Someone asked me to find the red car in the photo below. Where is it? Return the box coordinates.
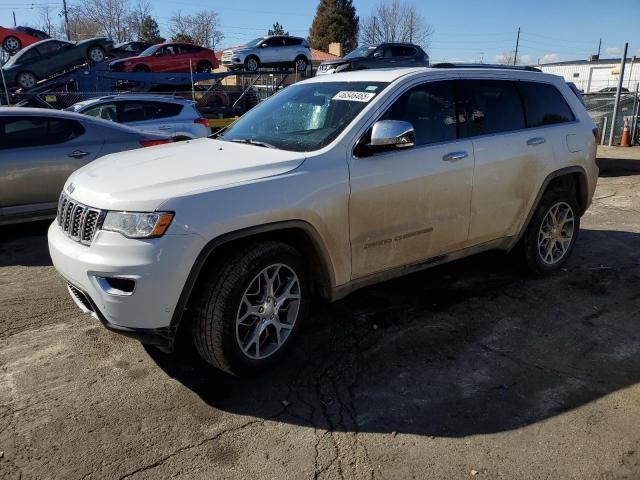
[109,42,218,73]
[1,26,50,54]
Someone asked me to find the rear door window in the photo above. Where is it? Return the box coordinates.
[390,46,416,57]
[83,102,118,122]
[381,80,457,145]
[457,79,526,137]
[119,101,182,122]
[283,37,302,46]
[0,117,85,149]
[518,81,575,127]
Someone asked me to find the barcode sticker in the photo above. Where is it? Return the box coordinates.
[332,91,376,102]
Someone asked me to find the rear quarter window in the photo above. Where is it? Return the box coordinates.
[519,81,575,127]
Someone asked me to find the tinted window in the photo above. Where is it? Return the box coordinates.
[0,117,84,149]
[264,37,284,47]
[36,40,69,56]
[390,46,416,57]
[457,80,525,137]
[161,45,179,55]
[381,80,457,145]
[519,81,575,127]
[119,101,182,122]
[179,45,202,54]
[283,37,302,46]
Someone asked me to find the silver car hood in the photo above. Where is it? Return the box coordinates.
[65,138,306,211]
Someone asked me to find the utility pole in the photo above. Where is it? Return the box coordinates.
[608,42,629,146]
[597,38,602,59]
[62,0,70,40]
[12,11,16,27]
[513,27,520,65]
[372,17,377,44]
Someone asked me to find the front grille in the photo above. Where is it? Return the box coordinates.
[57,193,105,245]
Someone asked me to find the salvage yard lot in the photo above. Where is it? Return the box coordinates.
[1,152,640,479]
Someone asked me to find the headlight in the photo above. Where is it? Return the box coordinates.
[102,211,174,238]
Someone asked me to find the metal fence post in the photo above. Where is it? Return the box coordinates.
[608,43,629,146]
[632,87,640,145]
[601,116,608,145]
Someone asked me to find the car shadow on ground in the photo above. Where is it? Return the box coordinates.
[147,227,640,438]
[0,220,53,267]
[596,157,640,177]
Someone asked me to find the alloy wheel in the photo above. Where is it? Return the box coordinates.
[295,58,307,71]
[246,58,258,71]
[17,72,36,89]
[235,263,301,360]
[4,37,20,52]
[89,47,104,63]
[537,201,575,265]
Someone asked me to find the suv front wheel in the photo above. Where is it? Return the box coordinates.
[191,241,309,376]
[521,189,580,274]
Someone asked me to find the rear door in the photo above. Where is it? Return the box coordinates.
[260,37,284,64]
[459,78,554,245]
[0,116,100,215]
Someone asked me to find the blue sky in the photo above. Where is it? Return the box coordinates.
[2,0,638,64]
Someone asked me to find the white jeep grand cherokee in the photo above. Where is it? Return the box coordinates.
[49,66,598,376]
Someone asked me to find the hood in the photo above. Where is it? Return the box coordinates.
[66,138,306,211]
[319,59,349,67]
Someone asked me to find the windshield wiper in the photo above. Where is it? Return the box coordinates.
[230,138,275,149]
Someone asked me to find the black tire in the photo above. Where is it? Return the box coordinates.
[191,241,310,376]
[294,55,308,72]
[520,189,580,274]
[87,45,105,63]
[244,55,260,72]
[133,64,150,72]
[16,71,37,90]
[2,35,21,54]
[197,60,213,73]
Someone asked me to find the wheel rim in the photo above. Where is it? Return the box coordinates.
[18,73,35,88]
[89,48,104,62]
[247,58,257,71]
[5,37,19,51]
[236,263,301,360]
[538,201,575,265]
[296,59,306,71]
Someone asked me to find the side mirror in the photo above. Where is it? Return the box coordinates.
[373,51,383,58]
[154,51,163,56]
[369,120,416,150]
[261,43,268,48]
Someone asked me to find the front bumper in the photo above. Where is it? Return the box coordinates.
[48,222,206,349]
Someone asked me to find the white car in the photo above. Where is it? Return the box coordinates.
[221,36,311,72]
[67,95,210,140]
[49,66,598,376]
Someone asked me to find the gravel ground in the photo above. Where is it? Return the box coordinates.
[1,156,640,480]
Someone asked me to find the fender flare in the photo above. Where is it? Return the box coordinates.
[508,165,589,250]
[167,220,336,341]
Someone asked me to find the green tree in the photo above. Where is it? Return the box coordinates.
[172,32,195,43]
[139,15,164,43]
[308,0,358,54]
[268,22,289,36]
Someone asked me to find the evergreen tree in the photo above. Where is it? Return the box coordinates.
[268,22,289,36]
[172,32,195,43]
[138,15,164,43]
[308,0,358,54]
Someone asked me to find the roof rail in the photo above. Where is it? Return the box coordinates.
[431,63,542,73]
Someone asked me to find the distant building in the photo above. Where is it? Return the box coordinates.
[538,57,640,93]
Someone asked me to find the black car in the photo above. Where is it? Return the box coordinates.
[316,42,429,75]
[109,41,154,59]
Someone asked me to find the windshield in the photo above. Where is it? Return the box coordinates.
[244,38,264,47]
[218,81,388,152]
[138,44,160,56]
[344,46,376,59]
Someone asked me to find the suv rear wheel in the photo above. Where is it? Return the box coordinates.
[295,56,308,71]
[191,241,309,376]
[521,189,580,274]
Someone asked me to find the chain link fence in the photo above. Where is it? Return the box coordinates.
[583,92,639,145]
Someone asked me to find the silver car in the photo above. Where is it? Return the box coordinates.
[67,95,210,140]
[0,107,170,225]
[221,36,311,72]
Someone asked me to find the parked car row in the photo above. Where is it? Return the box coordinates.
[0,107,173,225]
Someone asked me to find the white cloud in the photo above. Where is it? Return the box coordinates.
[540,53,560,64]
[605,47,621,55]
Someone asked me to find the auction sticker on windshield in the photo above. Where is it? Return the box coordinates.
[333,91,376,102]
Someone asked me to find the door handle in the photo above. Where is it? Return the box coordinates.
[157,126,172,130]
[68,150,90,159]
[527,137,546,146]
[442,151,469,162]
